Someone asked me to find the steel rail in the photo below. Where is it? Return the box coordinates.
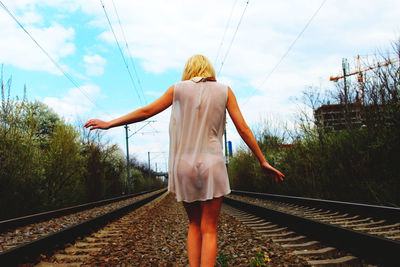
[231,189,400,223]
[224,194,400,266]
[0,189,167,265]
[0,188,164,233]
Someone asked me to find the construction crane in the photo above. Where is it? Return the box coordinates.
[330,56,399,82]
[330,56,400,104]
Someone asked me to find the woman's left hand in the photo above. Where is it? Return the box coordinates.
[260,161,285,182]
[84,119,110,130]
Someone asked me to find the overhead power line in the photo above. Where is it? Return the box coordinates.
[214,0,238,67]
[107,1,162,142]
[217,0,250,76]
[111,0,147,105]
[100,0,145,106]
[244,0,327,106]
[0,0,102,111]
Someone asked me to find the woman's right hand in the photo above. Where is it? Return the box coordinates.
[261,161,285,182]
[84,119,110,130]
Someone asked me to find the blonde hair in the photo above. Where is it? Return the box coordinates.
[181,55,216,81]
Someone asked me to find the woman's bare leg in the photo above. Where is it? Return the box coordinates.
[200,197,223,267]
[183,201,202,267]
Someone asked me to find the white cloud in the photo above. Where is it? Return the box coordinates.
[19,11,43,25]
[4,0,399,87]
[92,0,400,85]
[43,84,101,122]
[0,15,75,74]
[84,54,106,76]
[3,0,99,14]
[4,0,400,81]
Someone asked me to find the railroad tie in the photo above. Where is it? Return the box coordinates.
[324,215,359,223]
[249,224,278,230]
[257,227,287,234]
[292,247,336,256]
[306,210,332,216]
[272,235,306,243]
[281,240,320,249]
[262,231,295,238]
[349,219,385,228]
[74,241,108,248]
[391,235,400,240]
[316,213,349,221]
[311,212,340,219]
[239,219,268,224]
[369,229,400,236]
[53,254,90,262]
[338,217,372,225]
[245,221,273,227]
[307,255,359,266]
[354,222,400,231]
[36,261,83,267]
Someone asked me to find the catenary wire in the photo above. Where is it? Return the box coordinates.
[217,0,250,76]
[243,0,327,106]
[0,0,104,112]
[103,0,163,153]
[214,0,238,67]
[101,0,161,164]
[109,1,165,139]
[100,0,144,106]
[111,0,147,105]
[109,1,161,140]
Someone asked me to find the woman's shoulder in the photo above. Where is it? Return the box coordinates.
[215,81,228,88]
[174,80,193,90]
[174,80,229,91]
[176,80,193,86]
[213,81,229,95]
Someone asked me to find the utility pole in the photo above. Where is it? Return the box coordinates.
[124,120,156,194]
[148,152,151,179]
[224,127,228,169]
[342,58,349,105]
[342,58,350,126]
[124,125,131,194]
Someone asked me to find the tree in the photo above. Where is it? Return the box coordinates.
[42,122,84,208]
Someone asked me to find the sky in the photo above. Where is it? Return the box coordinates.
[1,0,399,172]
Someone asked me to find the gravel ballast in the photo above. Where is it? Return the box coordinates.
[0,189,165,253]
[36,192,306,266]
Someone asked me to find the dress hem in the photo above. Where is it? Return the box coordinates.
[168,189,231,203]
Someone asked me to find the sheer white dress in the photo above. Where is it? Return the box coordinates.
[168,78,231,202]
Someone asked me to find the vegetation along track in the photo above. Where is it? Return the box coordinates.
[223,190,400,266]
[0,188,166,265]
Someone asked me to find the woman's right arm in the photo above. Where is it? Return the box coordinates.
[85,85,174,130]
[226,87,284,182]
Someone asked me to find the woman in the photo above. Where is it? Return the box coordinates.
[85,54,284,267]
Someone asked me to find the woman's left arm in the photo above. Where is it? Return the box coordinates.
[85,85,174,130]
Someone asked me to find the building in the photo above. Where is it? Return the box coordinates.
[314,103,363,130]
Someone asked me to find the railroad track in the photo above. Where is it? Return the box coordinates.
[3,188,398,266]
[223,190,400,266]
[0,188,166,265]
[34,191,172,266]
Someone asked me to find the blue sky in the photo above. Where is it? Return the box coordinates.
[1,0,399,171]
